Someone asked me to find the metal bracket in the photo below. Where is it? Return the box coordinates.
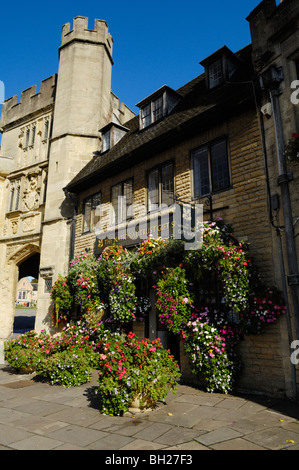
[277,172,293,185]
[288,274,299,286]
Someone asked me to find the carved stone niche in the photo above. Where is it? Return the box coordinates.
[39,266,54,279]
[22,172,41,212]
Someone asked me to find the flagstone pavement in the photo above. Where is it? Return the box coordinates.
[0,364,299,452]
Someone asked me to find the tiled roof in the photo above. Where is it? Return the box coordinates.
[66,44,253,193]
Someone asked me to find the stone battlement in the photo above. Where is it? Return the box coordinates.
[0,75,56,128]
[60,17,113,58]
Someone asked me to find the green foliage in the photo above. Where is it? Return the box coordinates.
[96,331,181,415]
[50,275,74,325]
[6,220,287,400]
[35,349,92,387]
[4,320,104,385]
[183,321,237,393]
[155,266,193,334]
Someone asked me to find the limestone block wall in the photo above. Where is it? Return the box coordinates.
[71,105,297,396]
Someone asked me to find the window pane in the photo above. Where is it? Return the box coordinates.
[44,120,49,139]
[148,169,159,211]
[31,127,36,146]
[141,104,151,128]
[193,147,210,196]
[153,96,163,122]
[26,129,30,147]
[102,130,110,152]
[112,183,122,224]
[45,278,52,293]
[91,193,102,230]
[83,199,92,232]
[123,180,133,217]
[211,140,229,192]
[209,59,223,88]
[161,163,174,206]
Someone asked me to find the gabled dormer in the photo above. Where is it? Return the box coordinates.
[100,115,129,153]
[136,85,181,130]
[200,46,242,90]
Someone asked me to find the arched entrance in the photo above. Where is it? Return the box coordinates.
[14,252,40,336]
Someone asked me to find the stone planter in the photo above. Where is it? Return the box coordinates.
[129,392,156,412]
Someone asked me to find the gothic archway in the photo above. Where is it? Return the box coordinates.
[8,244,40,336]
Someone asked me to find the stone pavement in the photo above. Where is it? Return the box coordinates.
[0,363,299,452]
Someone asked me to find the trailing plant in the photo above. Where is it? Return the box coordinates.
[183,320,236,393]
[239,285,287,334]
[155,266,193,334]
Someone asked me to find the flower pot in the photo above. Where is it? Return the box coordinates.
[129,392,156,412]
[18,366,35,374]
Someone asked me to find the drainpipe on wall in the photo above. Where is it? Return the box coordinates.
[270,87,299,338]
[260,65,299,398]
[63,189,78,264]
[260,66,299,334]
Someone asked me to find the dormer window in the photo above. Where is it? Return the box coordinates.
[200,46,240,90]
[137,85,181,130]
[208,59,224,89]
[100,119,129,153]
[102,129,111,152]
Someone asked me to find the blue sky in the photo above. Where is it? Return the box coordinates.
[0,0,265,116]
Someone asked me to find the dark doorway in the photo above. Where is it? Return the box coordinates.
[14,253,40,336]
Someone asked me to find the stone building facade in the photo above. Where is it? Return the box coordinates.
[64,0,299,397]
[0,17,134,352]
[0,1,298,398]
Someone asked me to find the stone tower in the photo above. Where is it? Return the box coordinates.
[0,17,134,354]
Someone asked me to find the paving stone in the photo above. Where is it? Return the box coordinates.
[0,422,34,446]
[10,434,63,450]
[214,397,248,409]
[195,427,244,446]
[193,418,232,432]
[46,407,101,427]
[92,417,151,437]
[88,433,135,450]
[210,437,267,450]
[13,400,68,417]
[7,414,69,435]
[244,427,299,450]
[47,424,110,447]
[227,417,272,434]
[0,396,36,409]
[282,421,299,434]
[119,438,167,450]
[0,407,29,424]
[54,443,89,450]
[165,440,209,450]
[134,422,174,441]
[154,426,200,446]
[174,394,224,406]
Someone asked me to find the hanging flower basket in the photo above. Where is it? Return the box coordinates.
[285,133,299,163]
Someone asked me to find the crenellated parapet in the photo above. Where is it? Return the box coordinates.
[0,75,57,128]
[60,16,113,61]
